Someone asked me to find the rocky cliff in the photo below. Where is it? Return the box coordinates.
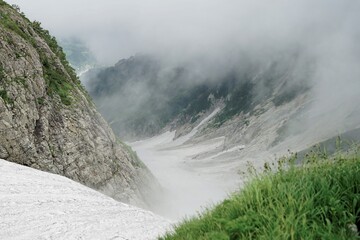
[0,1,156,207]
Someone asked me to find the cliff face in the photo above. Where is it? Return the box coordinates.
[0,2,156,207]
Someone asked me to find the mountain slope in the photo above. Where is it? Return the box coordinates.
[84,53,311,143]
[0,159,170,239]
[0,1,156,207]
[85,53,360,211]
[84,52,360,155]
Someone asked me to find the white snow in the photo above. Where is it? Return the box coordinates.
[210,145,246,160]
[0,159,171,240]
[130,108,242,220]
[173,108,221,145]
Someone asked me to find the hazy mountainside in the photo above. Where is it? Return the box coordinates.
[0,1,157,207]
[84,53,311,142]
[85,52,360,160]
[86,50,360,221]
[59,38,97,75]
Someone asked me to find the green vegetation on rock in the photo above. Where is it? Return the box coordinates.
[213,81,254,127]
[31,21,78,83]
[0,66,5,80]
[31,21,78,105]
[0,89,13,104]
[0,3,90,106]
[59,38,97,73]
[36,97,45,105]
[161,145,360,240]
[0,12,29,42]
[117,139,144,168]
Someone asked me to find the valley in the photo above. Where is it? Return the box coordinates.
[1,0,360,238]
[130,128,240,220]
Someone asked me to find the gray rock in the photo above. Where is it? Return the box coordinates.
[0,3,158,208]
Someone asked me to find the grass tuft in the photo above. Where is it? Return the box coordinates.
[0,89,13,104]
[161,145,360,239]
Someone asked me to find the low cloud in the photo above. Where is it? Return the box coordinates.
[8,0,360,136]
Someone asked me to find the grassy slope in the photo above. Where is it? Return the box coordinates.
[161,146,360,240]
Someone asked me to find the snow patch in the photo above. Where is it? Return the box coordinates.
[171,107,221,147]
[0,159,171,240]
[211,145,246,159]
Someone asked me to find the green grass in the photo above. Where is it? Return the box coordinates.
[117,139,145,168]
[0,3,87,106]
[31,22,77,106]
[0,89,13,104]
[36,97,45,105]
[0,13,31,42]
[14,76,27,87]
[42,59,73,106]
[31,21,78,83]
[0,66,5,80]
[161,146,360,239]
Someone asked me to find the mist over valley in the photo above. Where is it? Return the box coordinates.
[2,0,360,238]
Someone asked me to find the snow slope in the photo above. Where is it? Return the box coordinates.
[0,159,171,240]
[130,109,242,220]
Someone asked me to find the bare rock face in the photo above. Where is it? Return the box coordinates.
[0,2,157,208]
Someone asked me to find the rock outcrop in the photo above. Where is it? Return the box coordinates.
[0,1,157,208]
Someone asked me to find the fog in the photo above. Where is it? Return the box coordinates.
[7,0,360,218]
[9,0,360,115]
[7,1,360,63]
